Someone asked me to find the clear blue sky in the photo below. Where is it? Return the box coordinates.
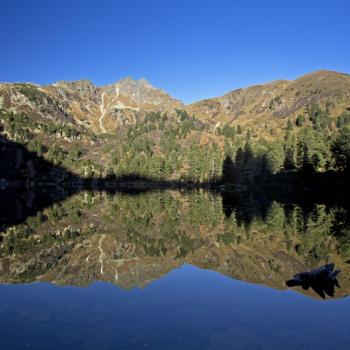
[1,0,349,103]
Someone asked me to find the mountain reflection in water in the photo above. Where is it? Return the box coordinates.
[1,189,350,350]
[1,189,350,299]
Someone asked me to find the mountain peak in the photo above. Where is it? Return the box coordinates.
[299,69,350,80]
[114,77,155,90]
[101,76,180,105]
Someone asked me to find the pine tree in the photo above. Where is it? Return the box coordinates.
[221,155,235,183]
[332,126,350,171]
[296,114,305,127]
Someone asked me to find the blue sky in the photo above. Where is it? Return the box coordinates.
[1,0,349,103]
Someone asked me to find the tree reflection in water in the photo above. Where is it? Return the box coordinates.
[0,189,350,299]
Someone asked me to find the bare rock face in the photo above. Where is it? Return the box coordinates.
[0,83,76,126]
[39,80,100,130]
[54,80,97,97]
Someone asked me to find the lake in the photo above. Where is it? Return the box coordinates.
[0,189,349,349]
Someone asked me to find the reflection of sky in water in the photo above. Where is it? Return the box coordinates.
[0,264,349,350]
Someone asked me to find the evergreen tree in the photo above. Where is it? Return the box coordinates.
[296,114,305,127]
[332,126,350,171]
[221,155,235,183]
[266,141,284,173]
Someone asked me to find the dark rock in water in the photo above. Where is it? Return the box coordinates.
[286,263,341,299]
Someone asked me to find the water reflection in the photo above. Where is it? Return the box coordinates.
[1,189,350,299]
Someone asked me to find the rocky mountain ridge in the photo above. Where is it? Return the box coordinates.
[0,77,184,134]
[187,70,350,128]
[1,70,350,134]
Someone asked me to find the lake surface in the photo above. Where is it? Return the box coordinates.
[0,189,349,349]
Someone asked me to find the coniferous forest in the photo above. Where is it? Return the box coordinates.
[1,104,349,190]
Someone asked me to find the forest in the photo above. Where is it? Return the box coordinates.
[1,105,350,187]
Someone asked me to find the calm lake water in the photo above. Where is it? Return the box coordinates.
[0,189,349,349]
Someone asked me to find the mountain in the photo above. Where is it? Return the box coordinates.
[1,70,350,135]
[0,77,183,134]
[187,70,350,130]
[1,70,350,184]
[97,77,183,132]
